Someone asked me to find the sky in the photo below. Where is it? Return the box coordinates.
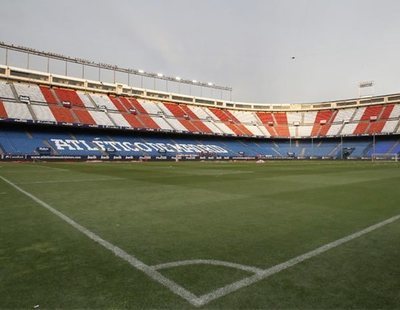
[1,0,400,104]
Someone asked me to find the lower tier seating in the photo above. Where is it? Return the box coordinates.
[0,126,399,159]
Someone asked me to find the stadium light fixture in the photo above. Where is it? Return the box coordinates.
[0,42,232,92]
[175,76,181,81]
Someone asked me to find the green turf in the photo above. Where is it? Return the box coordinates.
[0,161,399,309]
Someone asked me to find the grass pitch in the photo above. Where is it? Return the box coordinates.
[0,161,400,309]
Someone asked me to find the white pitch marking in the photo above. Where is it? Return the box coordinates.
[0,176,203,307]
[0,192,6,195]
[195,213,400,306]
[152,259,264,274]
[17,178,125,185]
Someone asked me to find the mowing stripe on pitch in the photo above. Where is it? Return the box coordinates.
[17,178,125,185]
[0,176,202,307]
[26,164,70,171]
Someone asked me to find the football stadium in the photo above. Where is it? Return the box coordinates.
[1,1,400,309]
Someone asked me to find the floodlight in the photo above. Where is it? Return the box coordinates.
[138,69,144,74]
[175,76,181,81]
[157,73,163,77]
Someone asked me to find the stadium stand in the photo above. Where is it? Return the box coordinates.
[2,125,398,159]
[1,65,400,161]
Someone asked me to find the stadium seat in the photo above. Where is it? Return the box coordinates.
[54,88,85,107]
[311,110,335,137]
[0,81,15,100]
[2,101,33,120]
[14,83,46,103]
[73,108,96,125]
[31,105,57,122]
[39,86,58,104]
[108,112,131,128]
[90,93,119,111]
[274,113,290,137]
[49,105,75,123]
[109,96,129,112]
[88,110,115,126]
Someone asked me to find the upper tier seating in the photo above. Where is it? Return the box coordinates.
[40,86,58,104]
[326,124,342,136]
[0,81,399,139]
[0,81,15,100]
[88,110,114,126]
[108,112,131,128]
[14,83,46,102]
[31,105,57,122]
[382,120,398,133]
[48,105,75,123]
[139,99,163,114]
[90,93,118,111]
[165,117,189,132]
[2,101,33,120]
[152,116,174,131]
[77,92,96,108]
[332,108,356,123]
[54,88,85,107]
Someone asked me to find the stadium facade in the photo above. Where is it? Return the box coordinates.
[0,64,399,161]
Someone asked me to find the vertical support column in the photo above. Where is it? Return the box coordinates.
[340,135,343,160]
[373,134,376,155]
[311,137,314,158]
